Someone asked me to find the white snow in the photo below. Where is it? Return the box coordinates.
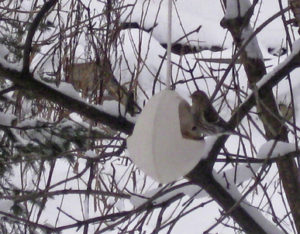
[84,150,97,158]
[56,82,82,101]
[115,199,126,211]
[0,56,22,73]
[201,135,220,158]
[181,184,208,199]
[213,170,285,234]
[0,112,16,126]
[29,76,137,123]
[130,194,148,208]
[220,140,297,186]
[130,187,173,207]
[130,183,208,209]
[0,200,14,217]
[221,163,260,186]
[121,0,231,50]
[257,39,300,88]
[257,140,297,159]
[99,100,137,122]
[0,44,9,59]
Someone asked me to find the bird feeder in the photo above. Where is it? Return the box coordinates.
[127,90,205,184]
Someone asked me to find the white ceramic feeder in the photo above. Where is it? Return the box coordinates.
[127,90,205,184]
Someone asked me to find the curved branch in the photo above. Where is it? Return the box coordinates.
[22,0,58,73]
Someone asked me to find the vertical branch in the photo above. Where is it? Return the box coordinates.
[83,161,95,234]
[289,0,300,34]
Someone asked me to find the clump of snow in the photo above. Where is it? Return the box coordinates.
[0,200,14,217]
[213,170,285,234]
[179,184,208,199]
[257,140,296,159]
[225,0,251,19]
[112,29,168,106]
[130,194,148,208]
[85,150,97,158]
[129,184,208,207]
[69,113,83,122]
[221,163,261,185]
[220,140,297,185]
[57,82,81,100]
[130,187,164,208]
[0,44,9,59]
[34,76,136,122]
[130,187,180,207]
[130,183,208,209]
[257,39,300,89]
[121,0,230,49]
[201,135,219,158]
[0,35,22,70]
[114,199,126,211]
[99,100,137,122]
[0,112,16,126]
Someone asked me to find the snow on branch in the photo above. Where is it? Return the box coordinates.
[213,171,285,234]
[0,117,113,164]
[0,61,135,135]
[228,39,300,129]
[219,140,299,186]
[130,183,207,208]
[257,39,300,88]
[257,140,297,159]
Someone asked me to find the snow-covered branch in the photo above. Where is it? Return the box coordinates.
[0,62,135,134]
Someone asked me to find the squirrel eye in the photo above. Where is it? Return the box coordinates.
[192,126,197,131]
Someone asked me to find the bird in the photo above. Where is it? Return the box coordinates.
[190,90,231,136]
[178,99,205,140]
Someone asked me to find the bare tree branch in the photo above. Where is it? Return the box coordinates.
[22,0,58,73]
